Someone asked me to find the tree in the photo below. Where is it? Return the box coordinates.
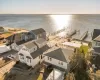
[68,49,91,80]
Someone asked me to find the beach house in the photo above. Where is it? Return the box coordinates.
[43,47,74,71]
[92,29,100,47]
[0,26,5,33]
[30,28,46,40]
[18,38,49,67]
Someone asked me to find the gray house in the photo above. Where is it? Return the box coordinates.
[0,27,4,33]
[30,28,46,40]
[43,48,74,71]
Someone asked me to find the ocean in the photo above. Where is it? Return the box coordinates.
[0,14,100,34]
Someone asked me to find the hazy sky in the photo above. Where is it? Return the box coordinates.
[0,0,99,14]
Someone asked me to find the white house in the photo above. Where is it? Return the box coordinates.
[18,38,50,68]
[92,29,100,47]
[11,41,24,51]
[92,35,100,47]
[43,47,74,71]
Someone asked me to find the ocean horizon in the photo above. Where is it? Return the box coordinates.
[0,14,100,34]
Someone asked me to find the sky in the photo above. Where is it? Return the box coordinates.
[0,0,99,14]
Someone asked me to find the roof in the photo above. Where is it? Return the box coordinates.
[16,39,32,45]
[24,41,36,49]
[45,48,74,63]
[16,40,26,45]
[31,28,45,35]
[93,47,100,54]
[0,49,18,58]
[92,29,100,40]
[35,38,46,44]
[62,42,81,48]
[35,38,46,48]
[94,35,100,41]
[30,45,50,59]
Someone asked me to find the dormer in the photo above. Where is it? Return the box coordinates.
[35,38,47,48]
[24,40,37,53]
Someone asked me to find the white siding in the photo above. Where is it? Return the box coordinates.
[18,46,32,66]
[31,56,40,67]
[11,43,17,50]
[11,43,23,51]
[44,56,67,70]
[18,46,42,68]
[92,41,100,47]
[29,45,37,53]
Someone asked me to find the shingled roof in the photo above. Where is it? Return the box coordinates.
[92,29,100,40]
[94,35,100,41]
[24,40,36,49]
[30,45,50,59]
[0,49,18,58]
[93,47,100,55]
[31,28,45,35]
[44,48,74,63]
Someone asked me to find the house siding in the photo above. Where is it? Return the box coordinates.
[11,43,23,51]
[92,40,100,47]
[18,46,42,68]
[11,43,18,50]
[18,47,32,66]
[44,56,67,70]
[31,56,40,67]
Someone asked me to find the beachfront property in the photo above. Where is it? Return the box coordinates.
[18,38,49,67]
[11,40,26,51]
[30,28,46,40]
[92,29,100,47]
[11,28,46,51]
[93,35,100,47]
[0,26,5,33]
[0,28,46,55]
[43,47,74,71]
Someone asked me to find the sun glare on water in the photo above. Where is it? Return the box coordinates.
[50,15,72,37]
[50,15,72,30]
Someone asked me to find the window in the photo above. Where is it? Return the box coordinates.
[96,42,100,46]
[61,62,63,65]
[22,48,28,51]
[48,57,52,61]
[26,56,31,63]
[39,55,43,59]
[19,53,24,60]
[59,61,63,65]
[41,55,42,59]
[50,57,52,61]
